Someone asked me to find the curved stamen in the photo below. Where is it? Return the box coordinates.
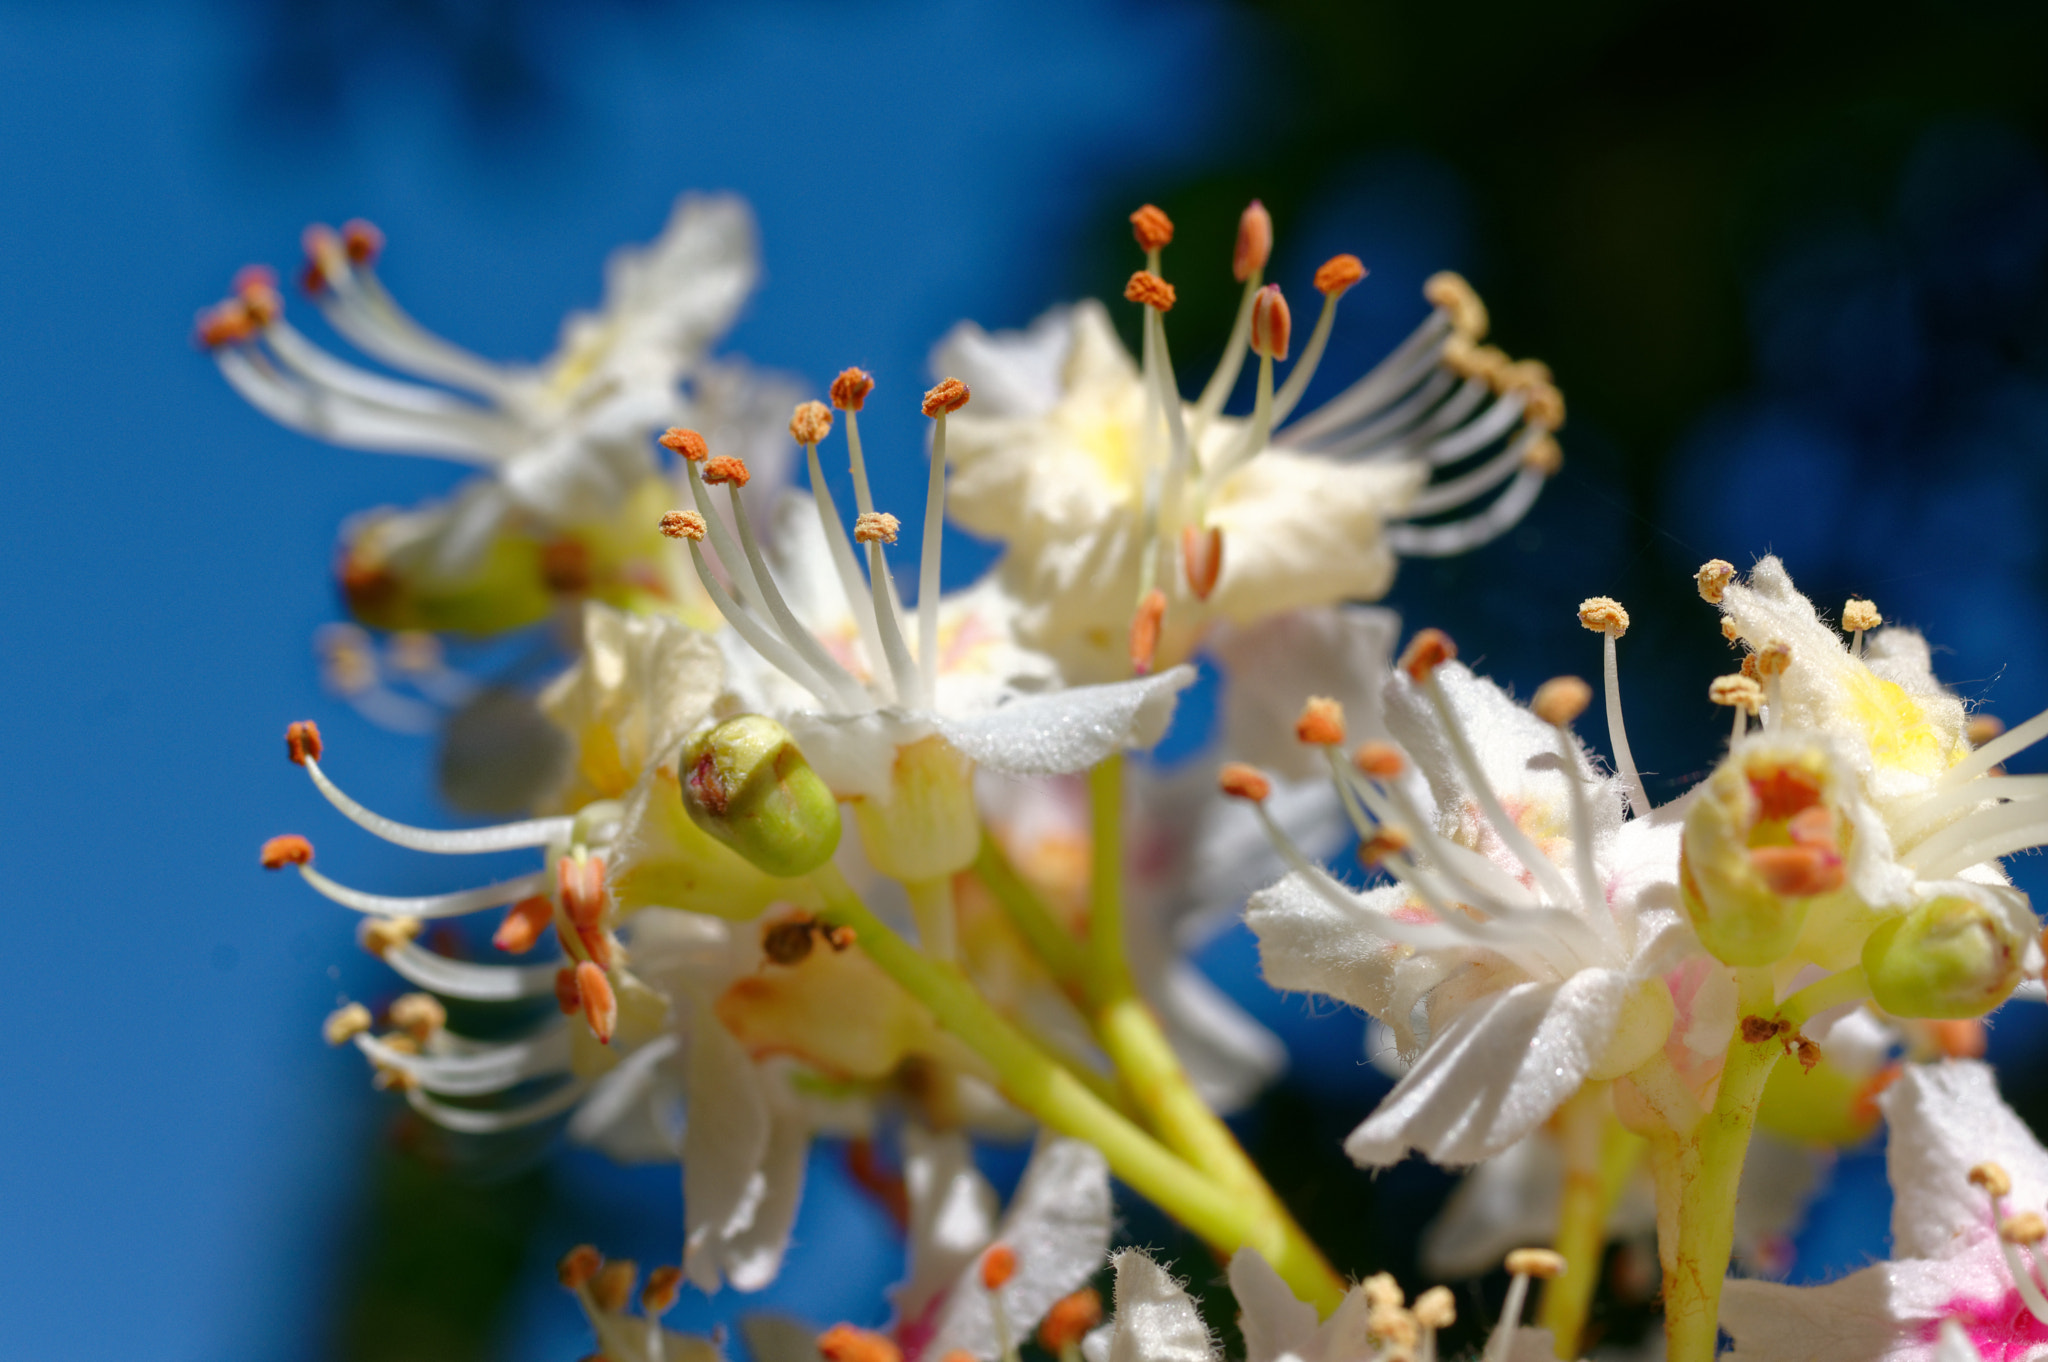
[682,457,765,607]
[298,865,550,919]
[1309,369,1462,461]
[1206,350,1276,488]
[1193,271,1262,426]
[1903,800,2048,879]
[803,442,888,682]
[920,416,955,701]
[1387,466,1545,557]
[682,536,845,706]
[1407,389,1526,467]
[403,1078,590,1133]
[1404,427,1544,517]
[861,530,924,707]
[259,318,498,420]
[1335,751,1538,912]
[382,940,564,1000]
[1277,311,1451,447]
[356,1026,573,1095]
[1600,629,1651,818]
[1894,775,2048,849]
[722,483,870,710]
[304,757,572,853]
[215,348,505,461]
[1940,705,2048,790]
[312,255,518,403]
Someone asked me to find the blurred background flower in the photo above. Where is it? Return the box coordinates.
[9,0,2048,1357]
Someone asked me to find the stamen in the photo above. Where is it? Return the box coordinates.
[1970,715,2007,747]
[1039,1288,1102,1354]
[919,380,970,700]
[831,367,874,411]
[1697,558,1736,604]
[1722,617,1739,643]
[1398,628,1456,681]
[297,746,572,853]
[593,1258,637,1312]
[1843,596,1882,657]
[1296,696,1347,747]
[1194,201,1271,424]
[801,436,890,686]
[560,853,611,968]
[856,511,925,707]
[1711,673,1764,742]
[1251,284,1291,360]
[286,719,323,764]
[1941,705,2048,790]
[659,427,709,463]
[1578,598,1650,817]
[1355,742,1405,779]
[1484,1250,1564,1362]
[716,472,870,708]
[576,961,617,1044]
[1180,523,1223,601]
[1901,796,2048,879]
[1414,1285,1455,1362]
[1128,588,1167,676]
[1129,203,1174,254]
[1124,271,1176,312]
[855,512,899,543]
[981,1243,1017,1289]
[1235,200,1272,281]
[1218,762,1273,803]
[404,1079,589,1134]
[790,400,834,447]
[1269,257,1364,424]
[1971,1162,2013,1197]
[387,992,447,1042]
[361,916,423,958]
[1384,460,1549,556]
[704,456,751,487]
[261,834,314,869]
[660,509,705,540]
[642,1265,682,1316]
[1892,774,2048,849]
[324,1002,372,1045]
[299,865,551,919]
[680,519,847,706]
[559,1245,603,1290]
[1424,271,1489,340]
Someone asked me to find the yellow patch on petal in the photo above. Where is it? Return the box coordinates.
[1841,668,1968,780]
[716,943,939,1080]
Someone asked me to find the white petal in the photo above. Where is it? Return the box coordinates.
[1721,1252,1992,1362]
[1421,1135,1563,1280]
[682,1006,772,1293]
[1246,871,1438,1021]
[937,666,1195,776]
[1104,1250,1218,1362]
[1344,971,1630,1168]
[1209,605,1400,782]
[896,1126,1000,1322]
[1884,1060,2048,1260]
[1227,1249,1318,1362]
[1204,453,1425,625]
[567,1033,681,1155]
[929,304,1080,419]
[718,1109,811,1293]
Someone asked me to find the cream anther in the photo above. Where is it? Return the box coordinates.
[1314,254,1367,297]
[702,455,751,487]
[1843,598,1882,633]
[658,427,709,462]
[1234,200,1272,281]
[1440,335,1508,385]
[1296,696,1346,746]
[1710,674,1764,715]
[1364,1273,1404,1311]
[2003,1212,2048,1245]
[1413,1286,1456,1330]
[659,509,706,542]
[854,511,899,545]
[1129,203,1174,251]
[286,719,324,765]
[789,400,833,446]
[1219,762,1272,803]
[1532,676,1593,726]
[1251,283,1291,359]
[1399,628,1457,681]
[261,834,313,869]
[1972,1161,2015,1197]
[387,992,446,1041]
[1360,828,1412,867]
[1578,597,1629,637]
[1424,270,1489,339]
[323,1002,371,1046]
[1522,433,1564,476]
[360,916,423,959]
[1354,741,1406,779]
[1123,271,1176,313]
[1505,1247,1567,1279]
[1756,640,1792,678]
[1697,559,1736,603]
[830,367,874,411]
[922,377,971,416]
[1722,617,1739,642]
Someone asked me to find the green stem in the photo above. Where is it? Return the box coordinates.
[809,862,1345,1312]
[1539,1083,1645,1357]
[1779,965,1869,1031]
[1664,968,1788,1362]
[1085,755,1132,999]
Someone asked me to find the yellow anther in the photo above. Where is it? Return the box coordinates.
[1532,676,1593,726]
[1709,674,1765,715]
[387,992,446,1042]
[2001,1212,2047,1245]
[1578,596,1629,637]
[1505,1247,1567,1279]
[1843,598,1882,633]
[1697,559,1736,604]
[1756,640,1792,678]
[361,916,423,958]
[1971,1162,2014,1198]
[1424,270,1489,340]
[323,1002,371,1046]
[1522,432,1563,476]
[1412,1286,1456,1330]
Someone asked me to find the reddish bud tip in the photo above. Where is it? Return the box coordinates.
[554,966,582,1016]
[1123,270,1177,313]
[1180,523,1223,601]
[1128,588,1167,675]
[703,455,751,487]
[1314,253,1367,297]
[286,719,324,765]
[658,427,710,462]
[576,961,617,1044]
[922,377,970,417]
[493,896,555,955]
[1130,203,1175,251]
[1251,283,1291,359]
[261,833,313,869]
[1219,762,1272,803]
[1234,200,1273,282]
[830,367,875,411]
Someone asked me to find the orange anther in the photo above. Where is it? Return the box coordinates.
[854,511,900,545]
[1251,283,1291,359]
[659,427,710,462]
[1852,1063,1903,1126]
[1296,697,1346,747]
[1359,828,1413,867]
[1180,523,1223,601]
[494,896,555,954]
[641,1265,683,1316]
[559,854,610,968]
[922,377,971,417]
[1219,762,1272,803]
[1234,200,1272,281]
[341,219,385,267]
[234,265,283,325]
[592,1258,636,1312]
[1314,254,1367,297]
[818,1324,903,1362]
[1398,628,1457,682]
[261,834,313,869]
[1128,588,1167,675]
[790,400,834,446]
[703,455,751,487]
[1123,270,1177,313]
[659,509,707,542]
[980,1243,1017,1290]
[831,367,875,411]
[1531,676,1593,727]
[558,1244,603,1290]
[1969,714,2008,747]
[1039,1288,1104,1351]
[1353,741,1406,779]
[1130,204,1174,251]
[286,719,324,765]
[576,961,617,1044]
[554,966,582,1016]
[193,300,256,350]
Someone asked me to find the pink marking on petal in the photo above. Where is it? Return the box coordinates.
[1917,1289,2048,1359]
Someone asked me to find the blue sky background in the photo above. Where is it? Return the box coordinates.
[9,1,2048,1357]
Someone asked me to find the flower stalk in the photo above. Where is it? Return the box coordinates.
[1538,1082,1645,1358]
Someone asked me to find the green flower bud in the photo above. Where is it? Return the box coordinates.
[1862,889,2026,1020]
[680,716,841,878]
[1681,743,1851,967]
[852,734,981,883]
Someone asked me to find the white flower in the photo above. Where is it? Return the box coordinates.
[934,210,1562,682]
[1721,1060,2048,1362]
[1244,648,1699,1169]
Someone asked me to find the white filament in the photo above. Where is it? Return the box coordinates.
[404,1078,590,1134]
[383,941,563,1001]
[305,758,571,853]
[1941,705,2048,790]
[722,484,869,709]
[1603,630,1651,817]
[299,865,550,919]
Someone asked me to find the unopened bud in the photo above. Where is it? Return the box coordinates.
[1234,201,1273,281]
[1863,889,2026,1020]
[1697,559,1736,604]
[831,368,875,411]
[1681,745,1847,967]
[1398,628,1456,682]
[1040,1288,1103,1350]
[1969,715,2007,747]
[1522,432,1564,476]
[1130,203,1174,251]
[1251,284,1291,359]
[341,219,384,266]
[1359,829,1412,867]
[1532,676,1593,726]
[790,401,834,446]
[1756,640,1792,678]
[681,715,842,878]
[1363,1273,1404,1311]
